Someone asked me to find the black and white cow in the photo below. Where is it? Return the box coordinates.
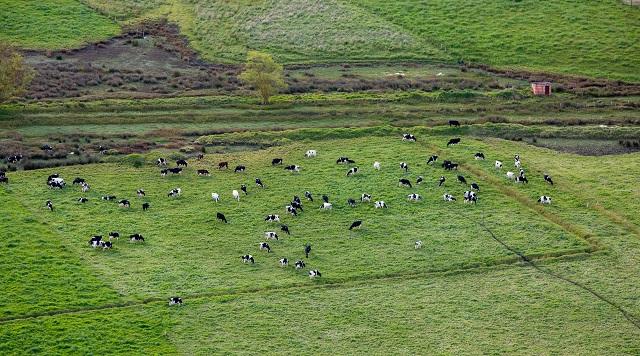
[272,158,283,165]
[255,178,264,188]
[218,161,229,170]
[416,176,424,185]
[279,258,288,267]
[304,191,313,201]
[415,240,423,249]
[322,195,329,203]
[399,178,412,188]
[495,160,503,169]
[160,169,169,177]
[240,185,248,195]
[137,189,145,197]
[447,138,461,146]
[471,182,480,191]
[265,214,280,222]
[463,191,478,204]
[281,224,290,235]
[295,260,306,269]
[304,150,317,158]
[402,133,417,142]
[349,220,362,230]
[309,270,322,278]
[407,193,422,201]
[291,200,303,212]
[320,202,332,210]
[259,242,271,253]
[169,297,183,306]
[457,175,467,184]
[347,198,357,207]
[217,212,228,223]
[537,195,552,205]
[474,152,485,160]
[81,182,90,192]
[109,232,120,240]
[284,165,301,172]
[346,167,359,176]
[46,200,54,211]
[142,202,150,211]
[129,233,144,242]
[400,162,409,172]
[336,156,355,164]
[89,235,102,248]
[78,197,88,203]
[197,169,210,176]
[427,155,438,165]
[119,199,131,208]
[234,165,246,173]
[156,158,167,166]
[361,193,372,202]
[374,201,387,209]
[72,177,85,185]
[286,205,298,216]
[176,159,188,167]
[443,193,456,202]
[515,176,529,184]
[169,167,183,174]
[438,176,446,187]
[99,241,113,250]
[242,255,255,264]
[102,195,117,201]
[168,188,181,197]
[544,174,554,185]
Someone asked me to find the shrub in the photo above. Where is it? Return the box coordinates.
[122,154,145,168]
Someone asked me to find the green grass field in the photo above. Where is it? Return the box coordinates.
[2,130,640,353]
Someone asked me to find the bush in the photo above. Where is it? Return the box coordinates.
[122,154,145,168]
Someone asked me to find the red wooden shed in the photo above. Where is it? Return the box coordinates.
[531,82,552,96]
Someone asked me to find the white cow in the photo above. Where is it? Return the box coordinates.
[304,150,317,158]
[211,193,220,202]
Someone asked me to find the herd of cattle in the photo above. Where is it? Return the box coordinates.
[2,133,556,306]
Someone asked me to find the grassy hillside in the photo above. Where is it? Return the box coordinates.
[351,0,640,82]
[0,0,119,49]
[1,131,640,353]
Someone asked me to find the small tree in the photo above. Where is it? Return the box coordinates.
[0,42,33,103]
[239,51,286,105]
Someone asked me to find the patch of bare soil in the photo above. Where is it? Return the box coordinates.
[522,137,640,156]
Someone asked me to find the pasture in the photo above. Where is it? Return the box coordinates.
[2,131,640,353]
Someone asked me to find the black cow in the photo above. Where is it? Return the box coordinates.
[109,232,120,240]
[347,198,357,207]
[322,195,329,203]
[176,159,188,167]
[216,212,228,223]
[457,175,467,184]
[197,153,204,160]
[272,158,283,165]
[438,176,446,187]
[449,120,461,127]
[197,169,210,176]
[427,155,438,165]
[0,176,7,184]
[218,161,229,170]
[304,244,311,258]
[447,138,461,146]
[399,178,412,188]
[349,220,362,230]
[234,165,246,173]
[169,167,183,174]
[281,225,290,235]
[471,182,480,191]
[142,202,150,211]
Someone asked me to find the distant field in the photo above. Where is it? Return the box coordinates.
[0,0,119,49]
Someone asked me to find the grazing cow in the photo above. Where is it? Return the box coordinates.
[264,231,278,240]
[241,184,248,195]
[293,195,302,204]
[443,193,456,202]
[0,176,7,184]
[156,158,167,166]
[295,260,306,269]
[515,160,521,169]
[438,176,446,187]
[255,178,264,188]
[442,160,458,170]
[234,165,246,173]
[291,201,303,212]
[142,203,150,211]
[544,174,554,185]
[284,165,301,172]
[415,240,423,249]
[346,167,359,176]
[108,232,120,240]
[118,200,130,208]
[305,150,317,158]
[474,152,485,160]
[46,173,59,182]
[102,195,117,201]
[402,133,417,142]
[168,188,182,197]
[320,202,333,210]
[72,177,85,185]
[176,159,188,167]
[322,195,329,203]
[48,180,65,189]
[349,220,362,230]
[279,258,288,267]
[272,158,283,165]
[78,197,88,203]
[281,225,290,235]
[197,153,204,160]
[217,212,228,223]
[242,255,255,264]
[304,244,311,258]
[416,176,423,185]
[232,190,240,201]
[169,297,183,306]
[361,193,371,202]
[447,138,461,146]
[218,161,228,170]
[514,154,520,161]
[81,183,90,192]
[137,189,145,197]
[471,182,480,191]
[129,233,144,242]
[197,169,210,176]
[259,242,271,253]
[400,162,409,172]
[309,270,321,278]
[373,161,381,170]
[265,214,280,222]
[515,176,529,184]
[506,171,515,180]
[211,193,220,202]
[286,205,298,216]
[495,161,503,169]
[374,201,387,209]
[537,195,552,205]
[449,120,461,127]
[169,167,183,174]
[347,198,357,207]
[399,178,412,188]
[427,155,438,165]
[89,236,102,248]
[160,169,168,177]
[336,156,355,164]
[407,193,422,201]
[99,241,113,250]
[304,191,314,201]
[463,191,478,204]
[457,175,467,184]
